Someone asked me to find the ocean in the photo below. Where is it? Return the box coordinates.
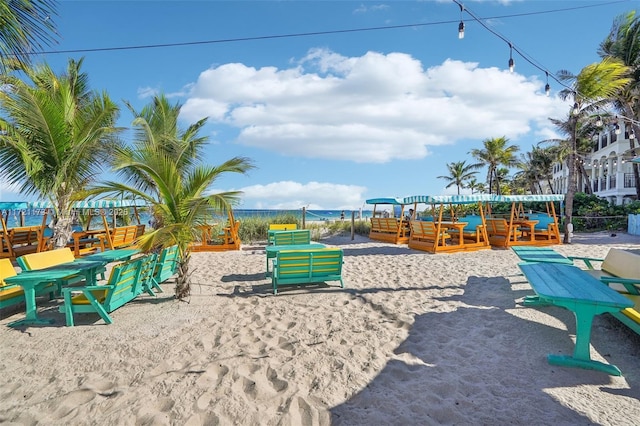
[2,208,374,228]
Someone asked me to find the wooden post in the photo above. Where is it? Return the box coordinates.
[351,211,355,240]
[302,206,306,229]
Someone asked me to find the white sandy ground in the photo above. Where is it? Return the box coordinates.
[1,231,640,425]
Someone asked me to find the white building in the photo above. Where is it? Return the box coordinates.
[550,121,639,205]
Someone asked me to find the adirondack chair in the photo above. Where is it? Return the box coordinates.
[138,253,160,296]
[153,245,179,287]
[59,256,144,326]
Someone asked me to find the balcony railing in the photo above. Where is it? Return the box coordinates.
[624,173,637,188]
[609,175,617,189]
[599,177,607,190]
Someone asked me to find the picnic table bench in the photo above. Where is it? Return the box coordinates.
[518,262,633,376]
[271,248,344,295]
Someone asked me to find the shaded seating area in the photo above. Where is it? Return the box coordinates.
[485,195,563,248]
[190,209,241,252]
[404,194,492,253]
[1,202,49,260]
[366,198,410,244]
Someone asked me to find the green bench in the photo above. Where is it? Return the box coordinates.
[271,229,311,246]
[518,262,633,376]
[271,248,344,295]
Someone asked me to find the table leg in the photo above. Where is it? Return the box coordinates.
[8,284,55,327]
[547,306,623,376]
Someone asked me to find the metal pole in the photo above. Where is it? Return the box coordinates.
[302,206,306,229]
[351,211,355,240]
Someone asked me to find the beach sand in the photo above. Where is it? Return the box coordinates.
[1,231,640,425]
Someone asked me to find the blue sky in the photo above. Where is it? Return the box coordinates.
[0,0,636,210]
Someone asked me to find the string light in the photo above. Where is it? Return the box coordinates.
[630,129,636,140]
[614,123,621,135]
[458,4,465,39]
[595,115,603,127]
[508,44,514,73]
[544,72,550,96]
[572,102,580,116]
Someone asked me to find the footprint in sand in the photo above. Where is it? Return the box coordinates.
[50,389,96,419]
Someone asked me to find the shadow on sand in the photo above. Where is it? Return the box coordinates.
[329,274,640,425]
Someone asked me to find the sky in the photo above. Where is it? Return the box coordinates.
[0,0,636,210]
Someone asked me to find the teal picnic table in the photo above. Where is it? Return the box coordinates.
[511,246,573,265]
[518,262,633,376]
[265,243,325,276]
[77,248,140,264]
[4,260,106,328]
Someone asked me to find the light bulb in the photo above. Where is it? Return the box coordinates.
[631,130,636,139]
[615,124,621,135]
[544,83,550,96]
[458,21,464,39]
[595,115,602,126]
[508,58,514,73]
[572,103,579,116]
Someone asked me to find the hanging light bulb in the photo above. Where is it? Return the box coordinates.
[458,21,465,39]
[508,44,514,73]
[544,72,550,96]
[614,123,621,135]
[631,129,636,140]
[595,115,603,127]
[572,102,579,116]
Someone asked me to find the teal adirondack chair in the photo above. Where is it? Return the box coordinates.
[138,253,160,296]
[59,257,144,326]
[153,245,179,287]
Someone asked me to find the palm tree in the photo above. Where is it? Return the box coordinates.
[437,160,481,195]
[0,58,121,248]
[469,136,519,195]
[466,177,483,194]
[557,57,631,242]
[0,0,58,73]
[89,94,254,299]
[599,11,640,197]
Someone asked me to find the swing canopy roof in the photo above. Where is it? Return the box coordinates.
[27,199,148,209]
[369,194,564,206]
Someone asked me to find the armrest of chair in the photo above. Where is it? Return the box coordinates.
[567,256,603,269]
[600,276,640,295]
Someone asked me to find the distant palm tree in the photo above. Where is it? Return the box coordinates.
[470,136,519,195]
[0,0,58,73]
[89,94,255,299]
[437,160,481,195]
[466,177,483,194]
[0,58,120,248]
[599,11,640,197]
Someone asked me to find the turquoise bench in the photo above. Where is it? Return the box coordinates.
[518,262,633,376]
[271,248,344,295]
[511,246,573,264]
[265,243,325,275]
[270,229,311,246]
[0,258,57,313]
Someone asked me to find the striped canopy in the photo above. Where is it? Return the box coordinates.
[491,194,565,202]
[365,197,409,205]
[632,156,640,163]
[403,194,494,205]
[28,199,147,209]
[0,202,29,210]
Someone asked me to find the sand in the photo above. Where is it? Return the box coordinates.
[1,231,640,425]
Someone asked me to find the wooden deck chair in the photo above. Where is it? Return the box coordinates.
[59,256,144,326]
[0,217,47,260]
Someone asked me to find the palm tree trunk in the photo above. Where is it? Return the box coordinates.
[52,215,74,249]
[175,250,191,299]
[563,119,578,243]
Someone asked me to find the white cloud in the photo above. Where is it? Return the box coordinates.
[235,181,367,210]
[181,48,568,164]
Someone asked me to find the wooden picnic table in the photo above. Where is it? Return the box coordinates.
[518,262,633,376]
